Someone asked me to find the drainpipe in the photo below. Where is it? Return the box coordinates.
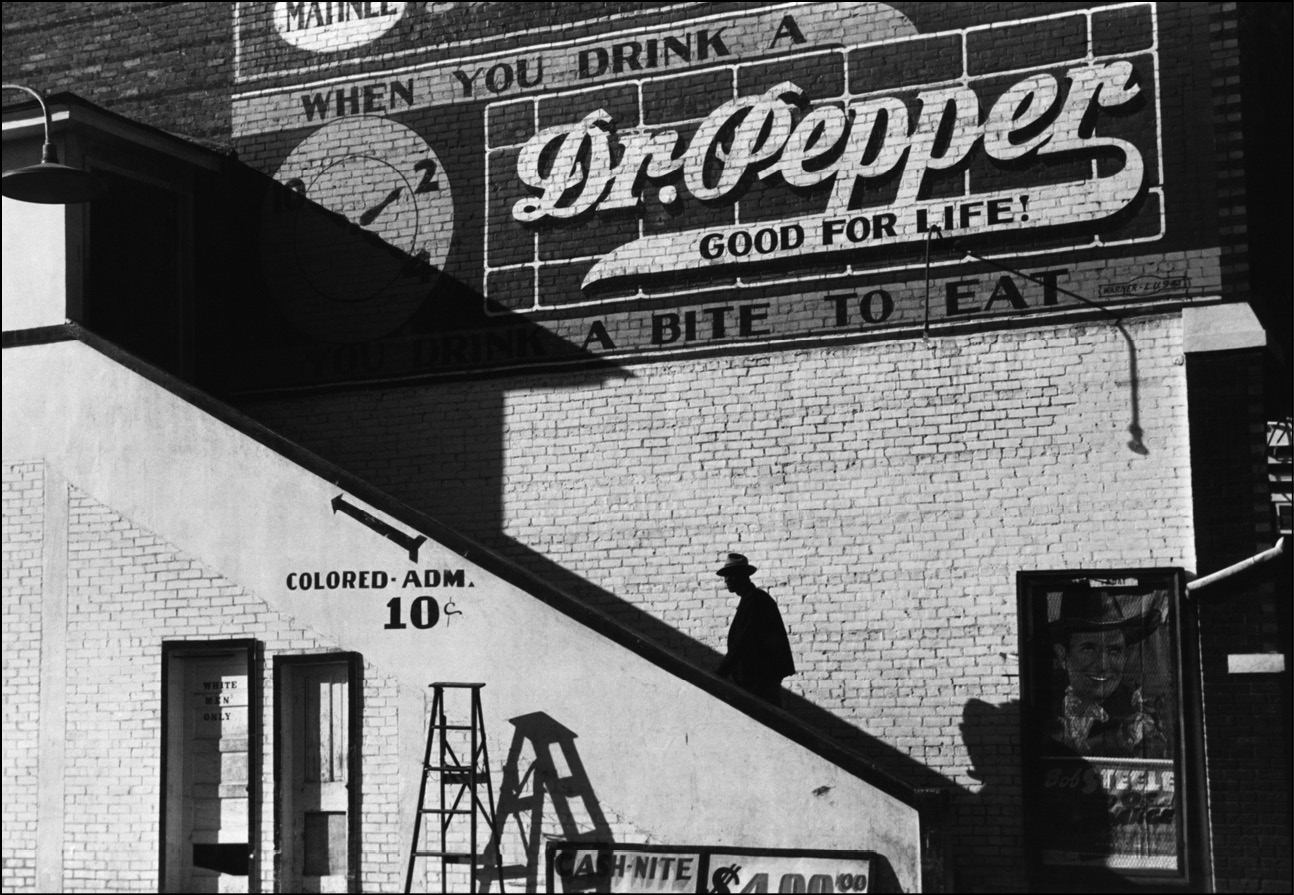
[1186,537,1287,595]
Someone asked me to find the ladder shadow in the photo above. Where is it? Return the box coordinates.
[481,712,611,894]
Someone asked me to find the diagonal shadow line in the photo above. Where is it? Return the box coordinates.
[491,535,965,794]
[54,294,972,881]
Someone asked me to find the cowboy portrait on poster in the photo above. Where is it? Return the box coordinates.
[1047,587,1171,760]
[1035,583,1180,871]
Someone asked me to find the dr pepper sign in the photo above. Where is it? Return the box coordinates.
[229,2,1207,386]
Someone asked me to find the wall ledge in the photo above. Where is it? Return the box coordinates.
[1183,303,1267,354]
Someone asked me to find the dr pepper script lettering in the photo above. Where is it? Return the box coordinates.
[511,62,1148,289]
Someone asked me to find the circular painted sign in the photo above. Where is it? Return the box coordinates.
[274,2,406,53]
[261,116,455,343]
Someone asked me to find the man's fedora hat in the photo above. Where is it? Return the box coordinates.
[1051,588,1161,645]
[717,553,757,577]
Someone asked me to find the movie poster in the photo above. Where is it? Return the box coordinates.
[1020,571,1186,877]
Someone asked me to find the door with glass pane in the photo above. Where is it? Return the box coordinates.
[276,655,360,893]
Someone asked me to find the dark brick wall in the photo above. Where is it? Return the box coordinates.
[1,2,233,146]
[1208,3,1250,307]
[1188,349,1293,893]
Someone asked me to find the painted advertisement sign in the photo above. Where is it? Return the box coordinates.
[1018,570,1197,886]
[222,2,1220,390]
[546,843,875,893]
[271,2,408,53]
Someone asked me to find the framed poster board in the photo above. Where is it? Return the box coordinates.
[1018,569,1208,891]
[546,842,881,894]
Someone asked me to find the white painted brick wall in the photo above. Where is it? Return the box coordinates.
[244,313,1194,890]
[2,474,647,892]
[57,484,410,892]
[2,462,44,893]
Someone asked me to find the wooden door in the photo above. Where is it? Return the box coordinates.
[164,649,252,893]
[279,658,356,893]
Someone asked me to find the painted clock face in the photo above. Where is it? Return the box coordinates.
[261,116,454,343]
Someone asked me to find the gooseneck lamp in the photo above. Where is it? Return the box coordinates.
[2,84,99,204]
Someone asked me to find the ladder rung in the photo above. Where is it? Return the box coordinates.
[407,683,500,886]
[413,850,475,863]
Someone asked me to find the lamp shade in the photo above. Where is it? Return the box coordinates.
[2,84,100,204]
[3,155,100,204]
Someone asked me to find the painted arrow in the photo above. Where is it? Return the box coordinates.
[331,494,427,562]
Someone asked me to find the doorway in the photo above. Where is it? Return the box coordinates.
[161,640,260,893]
[274,654,362,893]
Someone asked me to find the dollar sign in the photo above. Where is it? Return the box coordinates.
[711,863,741,893]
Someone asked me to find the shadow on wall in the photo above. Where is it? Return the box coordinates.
[484,712,611,894]
[194,159,634,396]
[955,698,1025,893]
[214,163,962,791]
[950,244,1151,458]
[474,708,913,895]
[956,698,1126,894]
[213,155,986,879]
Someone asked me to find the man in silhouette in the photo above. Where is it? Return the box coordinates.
[715,553,795,707]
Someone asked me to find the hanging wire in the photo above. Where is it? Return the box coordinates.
[953,243,1149,455]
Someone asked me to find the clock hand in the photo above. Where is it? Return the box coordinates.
[358,186,403,226]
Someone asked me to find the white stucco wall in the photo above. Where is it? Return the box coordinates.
[1,198,66,331]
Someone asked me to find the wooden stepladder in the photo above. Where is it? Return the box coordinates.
[404,683,505,893]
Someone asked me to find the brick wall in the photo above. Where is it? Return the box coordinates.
[1188,350,1293,893]
[1209,2,1251,304]
[0,468,410,892]
[4,1,1279,888]
[4,459,669,892]
[244,313,1196,891]
[1,2,233,146]
[1,462,43,892]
